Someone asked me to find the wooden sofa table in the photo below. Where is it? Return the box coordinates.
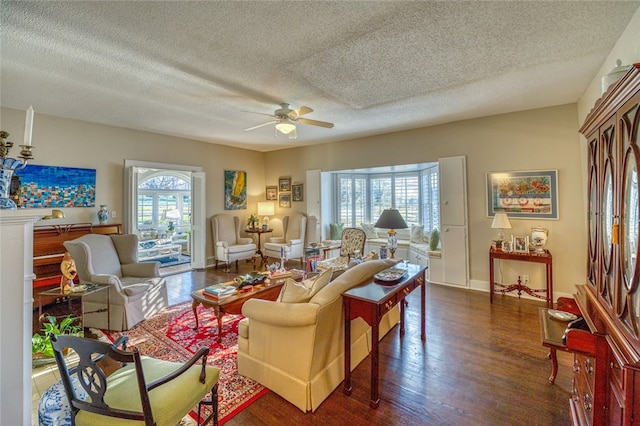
[191,281,284,343]
[342,263,426,408]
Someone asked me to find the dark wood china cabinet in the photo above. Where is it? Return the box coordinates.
[573,63,640,426]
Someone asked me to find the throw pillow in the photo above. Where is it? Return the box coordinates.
[278,268,332,303]
[410,225,425,243]
[360,223,378,239]
[329,223,345,240]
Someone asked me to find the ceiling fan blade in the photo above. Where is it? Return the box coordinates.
[244,120,278,131]
[298,117,334,128]
[241,110,277,118]
[290,106,313,118]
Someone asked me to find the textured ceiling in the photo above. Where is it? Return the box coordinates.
[1,1,639,152]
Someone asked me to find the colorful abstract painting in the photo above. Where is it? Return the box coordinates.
[224,170,246,210]
[14,164,96,208]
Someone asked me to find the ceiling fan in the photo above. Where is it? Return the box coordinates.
[243,103,334,139]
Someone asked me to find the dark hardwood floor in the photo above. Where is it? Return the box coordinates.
[160,262,573,426]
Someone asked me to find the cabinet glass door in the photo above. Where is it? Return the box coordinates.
[620,98,640,335]
[601,123,616,306]
[587,139,598,286]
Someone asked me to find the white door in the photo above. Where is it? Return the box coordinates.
[439,156,469,287]
[190,172,206,269]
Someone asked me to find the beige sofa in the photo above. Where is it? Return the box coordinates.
[237,258,401,412]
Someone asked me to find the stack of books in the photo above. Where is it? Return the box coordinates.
[203,283,237,300]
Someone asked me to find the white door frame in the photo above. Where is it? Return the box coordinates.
[124,160,205,269]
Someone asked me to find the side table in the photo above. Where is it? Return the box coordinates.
[342,263,426,408]
[489,247,553,308]
[245,228,272,264]
[38,284,111,331]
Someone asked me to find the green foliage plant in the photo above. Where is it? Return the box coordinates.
[32,315,83,358]
[247,214,259,229]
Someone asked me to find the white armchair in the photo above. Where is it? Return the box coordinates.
[211,214,257,271]
[263,213,307,265]
[63,234,169,331]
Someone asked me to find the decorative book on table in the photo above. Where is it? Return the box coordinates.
[204,283,237,299]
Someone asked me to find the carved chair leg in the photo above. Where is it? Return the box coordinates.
[235,260,239,270]
[215,260,219,269]
[197,383,219,425]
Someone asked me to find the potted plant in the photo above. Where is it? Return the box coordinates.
[247,214,259,229]
[32,314,83,362]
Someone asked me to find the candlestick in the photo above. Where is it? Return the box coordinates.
[24,106,34,146]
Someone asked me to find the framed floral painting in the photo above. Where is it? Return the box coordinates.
[486,170,558,219]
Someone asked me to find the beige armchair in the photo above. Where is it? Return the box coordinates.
[63,234,168,331]
[211,214,257,271]
[263,213,307,265]
[237,259,401,412]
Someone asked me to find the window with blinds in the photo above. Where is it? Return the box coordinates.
[335,164,438,232]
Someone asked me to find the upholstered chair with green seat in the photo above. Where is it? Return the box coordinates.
[51,334,219,426]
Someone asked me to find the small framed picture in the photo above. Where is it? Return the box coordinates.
[292,183,303,202]
[279,176,291,192]
[266,185,277,200]
[512,235,529,253]
[279,193,291,208]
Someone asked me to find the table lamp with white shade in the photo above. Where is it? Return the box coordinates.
[257,201,275,228]
[164,209,181,232]
[491,213,512,249]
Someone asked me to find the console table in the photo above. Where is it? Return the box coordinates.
[342,263,426,408]
[489,247,553,308]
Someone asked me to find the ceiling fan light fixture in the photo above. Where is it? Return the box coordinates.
[275,119,296,135]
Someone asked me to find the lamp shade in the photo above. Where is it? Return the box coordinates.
[257,201,275,217]
[164,209,181,220]
[491,213,512,229]
[374,209,408,230]
[275,119,296,135]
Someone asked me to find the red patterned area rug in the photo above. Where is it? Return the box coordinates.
[103,301,268,424]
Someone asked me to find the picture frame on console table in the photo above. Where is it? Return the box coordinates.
[486,170,558,219]
[512,235,529,253]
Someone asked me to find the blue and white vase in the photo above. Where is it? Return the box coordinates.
[0,158,23,210]
[97,205,109,224]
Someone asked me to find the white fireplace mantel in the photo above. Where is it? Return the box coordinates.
[0,211,42,426]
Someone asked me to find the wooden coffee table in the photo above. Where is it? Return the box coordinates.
[191,281,284,342]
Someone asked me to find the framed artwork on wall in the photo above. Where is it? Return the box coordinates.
[292,183,303,202]
[224,170,247,210]
[279,193,291,208]
[13,164,96,208]
[486,169,558,219]
[279,176,291,192]
[266,185,277,200]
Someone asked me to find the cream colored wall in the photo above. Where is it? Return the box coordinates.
[266,104,585,297]
[0,107,265,261]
